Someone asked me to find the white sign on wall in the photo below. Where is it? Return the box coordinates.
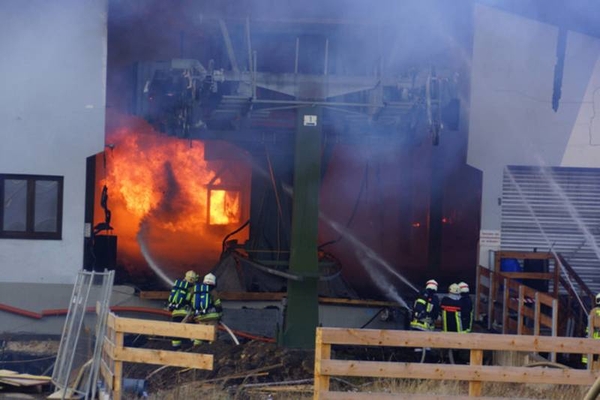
[480,229,501,246]
[303,115,318,126]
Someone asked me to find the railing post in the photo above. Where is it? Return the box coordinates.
[475,265,481,321]
[551,298,558,362]
[588,309,596,371]
[113,330,124,400]
[534,292,541,336]
[503,278,509,334]
[314,328,331,400]
[517,285,524,335]
[488,271,495,330]
[469,349,483,396]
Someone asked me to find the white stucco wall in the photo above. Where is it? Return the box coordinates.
[562,53,600,167]
[0,0,107,283]
[468,4,600,235]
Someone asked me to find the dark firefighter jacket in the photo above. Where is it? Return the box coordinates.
[410,289,440,331]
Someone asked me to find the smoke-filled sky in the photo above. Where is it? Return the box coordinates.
[103,0,600,295]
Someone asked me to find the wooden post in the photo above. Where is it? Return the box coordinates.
[587,309,598,371]
[469,349,483,396]
[475,265,481,321]
[113,330,124,400]
[517,285,525,335]
[553,255,560,299]
[534,292,541,336]
[488,271,495,330]
[551,298,558,362]
[502,278,509,334]
[314,328,331,400]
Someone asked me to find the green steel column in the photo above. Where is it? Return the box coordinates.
[282,106,322,348]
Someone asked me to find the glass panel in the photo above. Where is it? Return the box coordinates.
[3,179,27,231]
[209,189,241,225]
[34,180,58,232]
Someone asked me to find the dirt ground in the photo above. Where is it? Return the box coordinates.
[124,336,315,398]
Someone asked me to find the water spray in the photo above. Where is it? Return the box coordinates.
[137,220,174,287]
[505,168,589,314]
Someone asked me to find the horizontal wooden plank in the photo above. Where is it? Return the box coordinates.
[505,302,553,327]
[494,275,555,306]
[0,371,50,381]
[114,316,216,341]
[0,377,50,386]
[500,272,554,280]
[320,360,599,385]
[320,392,534,400]
[318,328,600,354]
[99,359,113,390]
[496,251,555,260]
[113,346,213,370]
[318,297,401,308]
[139,291,287,301]
[138,292,399,307]
[103,338,115,360]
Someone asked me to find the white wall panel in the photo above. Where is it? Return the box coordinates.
[0,0,107,283]
[468,4,600,234]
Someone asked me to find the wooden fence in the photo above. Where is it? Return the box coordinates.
[475,265,558,340]
[314,327,600,399]
[100,313,216,400]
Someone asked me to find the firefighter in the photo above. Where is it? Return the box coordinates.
[191,272,223,346]
[441,283,463,333]
[410,279,440,362]
[410,279,440,331]
[582,293,600,366]
[458,281,473,333]
[441,283,468,364]
[167,270,198,349]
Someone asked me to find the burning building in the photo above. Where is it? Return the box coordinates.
[3,0,600,348]
[91,112,251,285]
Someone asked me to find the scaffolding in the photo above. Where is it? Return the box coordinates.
[51,270,114,400]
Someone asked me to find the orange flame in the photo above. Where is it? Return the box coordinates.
[97,114,248,282]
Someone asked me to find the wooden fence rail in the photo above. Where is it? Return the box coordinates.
[100,313,216,400]
[314,327,600,399]
[475,265,558,339]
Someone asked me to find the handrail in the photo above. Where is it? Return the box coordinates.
[314,327,600,399]
[474,265,558,338]
[557,253,595,302]
[475,251,595,339]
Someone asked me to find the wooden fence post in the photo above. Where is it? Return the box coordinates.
[534,292,541,336]
[475,265,481,322]
[113,330,124,400]
[469,349,483,397]
[517,285,525,335]
[502,278,509,334]
[314,328,331,400]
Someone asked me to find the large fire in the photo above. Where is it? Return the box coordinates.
[97,114,249,285]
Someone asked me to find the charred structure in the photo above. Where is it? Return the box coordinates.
[88,1,481,308]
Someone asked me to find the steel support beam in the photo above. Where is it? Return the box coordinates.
[282,107,322,348]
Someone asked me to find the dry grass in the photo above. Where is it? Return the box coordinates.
[144,378,590,399]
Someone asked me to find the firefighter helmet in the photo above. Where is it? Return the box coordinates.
[596,293,600,306]
[449,283,461,294]
[425,279,438,291]
[185,270,199,283]
[458,281,469,294]
[203,273,217,286]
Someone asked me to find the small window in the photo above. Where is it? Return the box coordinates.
[207,187,241,225]
[0,174,63,239]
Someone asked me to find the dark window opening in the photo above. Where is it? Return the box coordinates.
[0,174,63,240]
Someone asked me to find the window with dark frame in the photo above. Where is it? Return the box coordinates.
[0,174,64,239]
